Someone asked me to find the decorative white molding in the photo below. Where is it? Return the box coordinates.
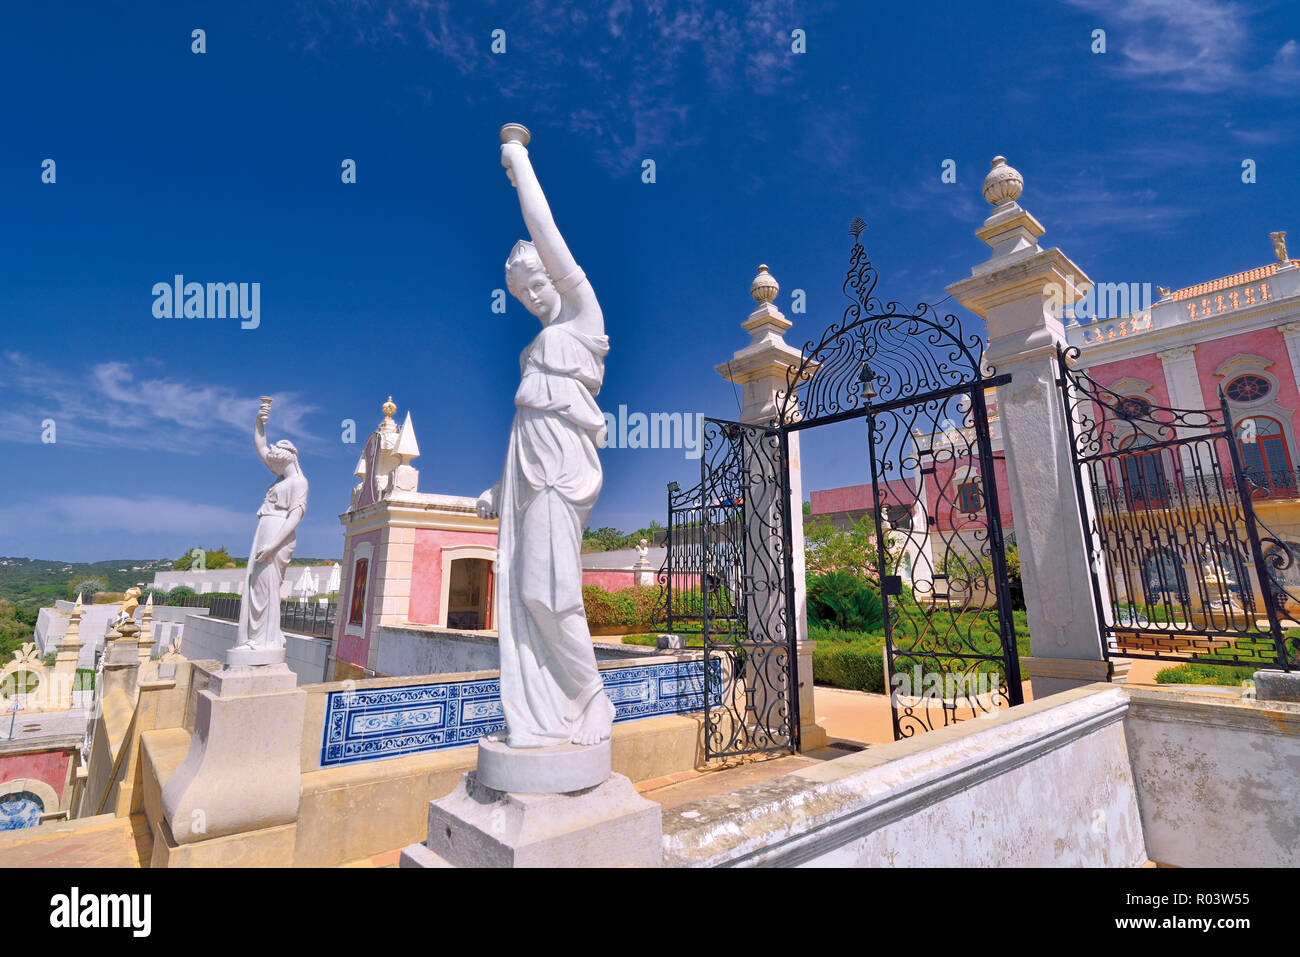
[1109,377,1155,397]
[1156,345,1198,363]
[343,542,375,640]
[437,544,497,629]
[0,777,60,816]
[1213,353,1276,380]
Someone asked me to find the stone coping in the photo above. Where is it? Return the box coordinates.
[660,682,1300,867]
[377,623,500,641]
[300,649,705,695]
[662,684,1129,867]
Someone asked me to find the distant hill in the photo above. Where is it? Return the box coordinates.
[0,556,342,616]
[0,557,176,615]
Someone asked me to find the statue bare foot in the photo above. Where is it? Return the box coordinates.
[571,694,615,746]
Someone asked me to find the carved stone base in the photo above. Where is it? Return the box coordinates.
[225,645,286,667]
[400,771,661,868]
[1254,669,1300,703]
[476,737,610,794]
[160,663,305,844]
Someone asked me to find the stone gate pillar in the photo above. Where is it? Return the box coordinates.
[717,265,827,749]
[947,158,1124,697]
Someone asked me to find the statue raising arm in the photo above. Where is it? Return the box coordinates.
[254,399,276,474]
[501,132,602,338]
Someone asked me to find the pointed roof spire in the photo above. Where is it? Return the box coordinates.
[395,411,420,460]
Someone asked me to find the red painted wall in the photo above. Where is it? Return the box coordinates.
[0,748,71,808]
[336,529,382,669]
[1085,352,1175,408]
[582,569,640,591]
[409,528,499,625]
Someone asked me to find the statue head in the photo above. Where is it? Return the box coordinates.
[266,439,299,475]
[505,240,561,324]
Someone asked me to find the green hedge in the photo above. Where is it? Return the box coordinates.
[1154,662,1258,686]
[581,584,660,629]
[812,638,886,693]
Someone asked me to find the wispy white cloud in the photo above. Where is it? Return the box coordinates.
[305,0,808,172]
[1065,0,1299,93]
[0,352,324,454]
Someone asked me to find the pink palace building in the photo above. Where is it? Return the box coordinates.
[810,232,1300,599]
[328,398,654,680]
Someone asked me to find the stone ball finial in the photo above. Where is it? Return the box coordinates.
[982,156,1023,206]
[382,396,397,419]
[750,264,779,304]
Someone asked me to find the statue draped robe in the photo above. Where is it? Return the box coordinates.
[495,319,610,747]
[237,474,307,651]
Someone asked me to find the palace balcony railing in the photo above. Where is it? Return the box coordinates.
[1092,468,1300,515]
[176,594,337,639]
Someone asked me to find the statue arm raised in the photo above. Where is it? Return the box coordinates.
[502,141,602,332]
[254,408,275,473]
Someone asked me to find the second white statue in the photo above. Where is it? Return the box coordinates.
[477,124,616,756]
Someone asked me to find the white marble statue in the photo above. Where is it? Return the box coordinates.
[477,125,615,749]
[233,398,308,655]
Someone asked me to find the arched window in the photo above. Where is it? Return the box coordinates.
[956,479,981,514]
[1225,374,1271,403]
[348,557,369,626]
[1118,429,1168,509]
[1237,416,1294,496]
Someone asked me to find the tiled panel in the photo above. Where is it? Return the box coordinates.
[320,658,718,767]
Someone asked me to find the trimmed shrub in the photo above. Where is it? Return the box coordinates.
[806,570,884,633]
[582,585,636,628]
[616,585,660,629]
[163,586,196,606]
[1155,662,1257,686]
[812,639,886,693]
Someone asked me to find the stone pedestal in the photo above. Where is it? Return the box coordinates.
[476,738,611,794]
[796,639,828,750]
[101,632,142,701]
[159,661,304,848]
[1254,669,1300,703]
[400,770,662,868]
[716,265,828,749]
[947,157,1111,699]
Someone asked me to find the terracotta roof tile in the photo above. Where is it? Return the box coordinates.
[1171,261,1299,301]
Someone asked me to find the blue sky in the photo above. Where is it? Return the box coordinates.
[0,0,1296,561]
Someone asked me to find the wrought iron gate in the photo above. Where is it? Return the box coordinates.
[1058,346,1297,671]
[655,418,797,758]
[658,222,1024,748]
[775,224,1023,739]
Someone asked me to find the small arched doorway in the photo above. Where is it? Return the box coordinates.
[445,557,494,631]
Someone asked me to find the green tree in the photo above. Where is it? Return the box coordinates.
[803,513,903,584]
[175,546,234,570]
[68,577,109,601]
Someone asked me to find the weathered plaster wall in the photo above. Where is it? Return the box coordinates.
[181,615,329,684]
[1123,687,1300,867]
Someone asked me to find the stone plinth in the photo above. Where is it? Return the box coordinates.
[476,738,611,794]
[400,771,662,868]
[160,662,305,846]
[947,157,1109,697]
[1254,669,1300,703]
